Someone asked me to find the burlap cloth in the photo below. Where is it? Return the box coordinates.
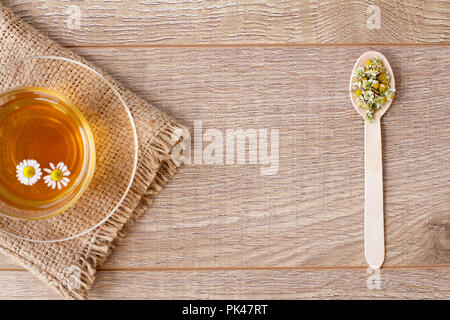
[0,4,187,299]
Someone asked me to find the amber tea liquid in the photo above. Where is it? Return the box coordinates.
[0,87,95,217]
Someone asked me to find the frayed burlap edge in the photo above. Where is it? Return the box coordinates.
[72,121,187,300]
[0,4,190,299]
[0,119,188,300]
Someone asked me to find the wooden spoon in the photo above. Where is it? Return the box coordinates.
[349,51,395,269]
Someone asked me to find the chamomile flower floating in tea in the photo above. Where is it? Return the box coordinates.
[16,159,42,186]
[43,162,71,190]
[352,57,395,121]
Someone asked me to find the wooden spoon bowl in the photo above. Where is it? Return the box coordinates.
[349,51,396,120]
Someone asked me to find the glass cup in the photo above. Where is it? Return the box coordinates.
[0,87,96,220]
[0,56,138,242]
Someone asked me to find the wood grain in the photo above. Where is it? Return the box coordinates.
[0,267,448,299]
[2,0,450,46]
[89,46,450,268]
[0,0,449,300]
[1,46,447,270]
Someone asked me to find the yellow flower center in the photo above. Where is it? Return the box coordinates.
[51,169,63,181]
[23,166,35,178]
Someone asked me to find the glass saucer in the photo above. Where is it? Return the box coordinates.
[0,56,138,242]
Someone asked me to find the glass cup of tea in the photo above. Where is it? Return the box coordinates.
[0,55,139,234]
[0,86,96,220]
[0,56,138,241]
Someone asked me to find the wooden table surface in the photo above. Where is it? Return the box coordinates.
[0,0,449,299]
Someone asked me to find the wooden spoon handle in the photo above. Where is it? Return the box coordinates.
[364,118,385,269]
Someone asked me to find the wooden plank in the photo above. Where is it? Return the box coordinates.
[0,267,448,299]
[2,0,449,45]
[0,271,61,299]
[0,46,448,269]
[91,45,449,268]
[2,46,446,270]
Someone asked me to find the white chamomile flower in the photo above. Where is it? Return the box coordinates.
[43,162,70,190]
[16,159,42,186]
